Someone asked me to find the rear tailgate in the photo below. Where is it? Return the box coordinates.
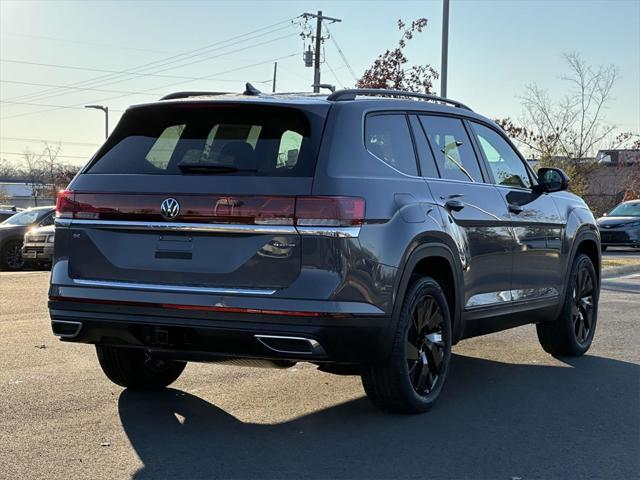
[58,102,329,292]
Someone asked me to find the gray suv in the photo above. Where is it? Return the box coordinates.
[49,87,601,413]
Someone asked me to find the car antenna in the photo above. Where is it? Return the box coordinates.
[243,83,262,96]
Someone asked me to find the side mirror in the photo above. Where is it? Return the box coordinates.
[536,167,569,193]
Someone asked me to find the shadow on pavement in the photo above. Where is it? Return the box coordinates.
[119,354,639,479]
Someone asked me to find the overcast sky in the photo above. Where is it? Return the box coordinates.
[1,0,639,166]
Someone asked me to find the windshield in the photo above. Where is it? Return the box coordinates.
[87,103,326,177]
[608,203,640,217]
[1,209,51,226]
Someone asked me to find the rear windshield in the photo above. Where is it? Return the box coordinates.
[86,103,326,177]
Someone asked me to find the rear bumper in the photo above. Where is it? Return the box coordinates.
[48,300,391,364]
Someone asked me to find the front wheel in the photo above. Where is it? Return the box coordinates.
[1,240,25,270]
[96,346,186,389]
[361,276,452,413]
[536,253,599,356]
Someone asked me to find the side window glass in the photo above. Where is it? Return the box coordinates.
[145,124,185,170]
[419,115,483,182]
[408,115,439,178]
[471,122,532,189]
[39,213,54,226]
[365,114,418,176]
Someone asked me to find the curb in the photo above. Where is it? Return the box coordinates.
[602,264,640,279]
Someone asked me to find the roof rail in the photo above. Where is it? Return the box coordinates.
[159,91,230,101]
[326,89,473,111]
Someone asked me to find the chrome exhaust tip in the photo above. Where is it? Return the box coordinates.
[51,320,83,339]
[255,335,326,356]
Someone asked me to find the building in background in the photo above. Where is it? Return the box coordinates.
[0,181,53,208]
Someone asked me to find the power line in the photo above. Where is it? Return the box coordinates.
[3,30,297,107]
[0,151,90,160]
[1,80,162,97]
[0,136,100,147]
[0,100,124,112]
[1,53,298,121]
[6,18,299,105]
[324,59,345,89]
[1,31,177,54]
[325,25,358,82]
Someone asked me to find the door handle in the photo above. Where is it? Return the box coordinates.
[444,199,465,212]
[508,203,524,214]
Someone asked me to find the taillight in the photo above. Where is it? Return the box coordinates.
[55,192,365,227]
[55,190,75,218]
[295,196,365,226]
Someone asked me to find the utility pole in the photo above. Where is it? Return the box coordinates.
[301,11,341,93]
[440,0,450,98]
[272,62,278,93]
[85,104,109,139]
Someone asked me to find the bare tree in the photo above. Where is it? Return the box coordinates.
[41,143,63,203]
[495,53,634,202]
[357,19,439,93]
[21,149,45,206]
[0,158,18,179]
[497,52,621,160]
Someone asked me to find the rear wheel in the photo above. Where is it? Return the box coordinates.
[361,276,452,413]
[536,253,599,356]
[1,240,25,270]
[96,346,186,389]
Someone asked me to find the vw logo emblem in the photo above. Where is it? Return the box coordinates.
[160,198,180,220]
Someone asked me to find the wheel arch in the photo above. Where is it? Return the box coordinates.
[391,240,465,344]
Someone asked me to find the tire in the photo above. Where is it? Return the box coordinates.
[0,240,25,270]
[96,345,186,389]
[361,276,452,414]
[601,245,607,252]
[536,253,599,356]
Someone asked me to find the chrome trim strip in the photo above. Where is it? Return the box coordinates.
[72,278,277,296]
[56,218,361,237]
[52,320,83,339]
[296,226,361,238]
[254,335,326,355]
[465,287,559,309]
[57,219,297,235]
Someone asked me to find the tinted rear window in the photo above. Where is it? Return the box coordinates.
[87,104,326,177]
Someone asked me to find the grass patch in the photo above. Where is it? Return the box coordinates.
[602,257,640,269]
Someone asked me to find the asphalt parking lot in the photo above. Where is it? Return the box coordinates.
[1,271,638,480]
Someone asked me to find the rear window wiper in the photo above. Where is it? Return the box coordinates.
[178,164,258,174]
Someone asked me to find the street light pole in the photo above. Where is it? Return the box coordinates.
[85,105,109,139]
[440,0,450,98]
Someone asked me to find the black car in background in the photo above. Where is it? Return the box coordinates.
[0,206,20,222]
[597,200,640,251]
[0,206,55,270]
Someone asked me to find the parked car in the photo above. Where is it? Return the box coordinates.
[597,199,640,251]
[49,87,601,413]
[22,224,55,268]
[0,206,55,270]
[0,206,20,222]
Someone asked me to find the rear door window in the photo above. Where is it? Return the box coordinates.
[419,115,483,182]
[87,104,324,177]
[365,114,418,176]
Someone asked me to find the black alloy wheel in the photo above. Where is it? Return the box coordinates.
[406,294,446,396]
[2,240,25,270]
[572,265,595,345]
